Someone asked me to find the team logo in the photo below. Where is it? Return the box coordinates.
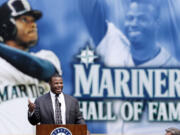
[50,127,72,135]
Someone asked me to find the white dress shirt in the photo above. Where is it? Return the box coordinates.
[50,91,66,124]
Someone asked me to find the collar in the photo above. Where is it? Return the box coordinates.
[50,91,64,99]
[139,47,170,67]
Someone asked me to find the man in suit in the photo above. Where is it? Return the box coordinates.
[28,73,85,125]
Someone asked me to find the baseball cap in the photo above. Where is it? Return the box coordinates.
[0,0,42,20]
[166,128,180,135]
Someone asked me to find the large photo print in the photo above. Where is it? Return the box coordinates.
[0,0,180,135]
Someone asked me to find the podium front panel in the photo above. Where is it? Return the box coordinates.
[36,124,87,135]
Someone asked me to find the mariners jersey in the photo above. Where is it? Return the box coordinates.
[0,50,61,135]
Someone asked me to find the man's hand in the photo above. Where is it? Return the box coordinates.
[28,99,36,113]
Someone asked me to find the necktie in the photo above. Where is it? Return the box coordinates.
[55,94,62,124]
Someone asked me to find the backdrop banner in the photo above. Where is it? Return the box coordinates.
[0,0,180,135]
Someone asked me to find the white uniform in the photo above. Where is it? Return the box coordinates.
[96,22,180,135]
[96,22,131,67]
[0,50,61,135]
[96,22,180,67]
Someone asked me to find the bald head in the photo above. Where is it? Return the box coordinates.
[165,128,180,135]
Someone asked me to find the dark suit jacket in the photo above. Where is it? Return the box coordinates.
[28,92,85,125]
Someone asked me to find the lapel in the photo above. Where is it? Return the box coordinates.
[46,92,55,123]
[64,94,70,123]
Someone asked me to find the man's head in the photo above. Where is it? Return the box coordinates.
[165,128,180,135]
[124,0,159,45]
[0,0,42,48]
[49,73,63,95]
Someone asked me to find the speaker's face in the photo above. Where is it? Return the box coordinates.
[49,76,63,95]
[15,15,38,47]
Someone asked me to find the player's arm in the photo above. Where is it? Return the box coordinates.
[78,0,107,46]
[0,43,56,81]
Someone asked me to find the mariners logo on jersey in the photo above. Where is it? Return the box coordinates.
[50,127,72,135]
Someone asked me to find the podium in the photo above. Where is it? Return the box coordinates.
[36,124,87,135]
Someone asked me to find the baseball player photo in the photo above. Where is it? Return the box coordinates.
[0,0,61,134]
[79,0,180,134]
[79,0,180,67]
